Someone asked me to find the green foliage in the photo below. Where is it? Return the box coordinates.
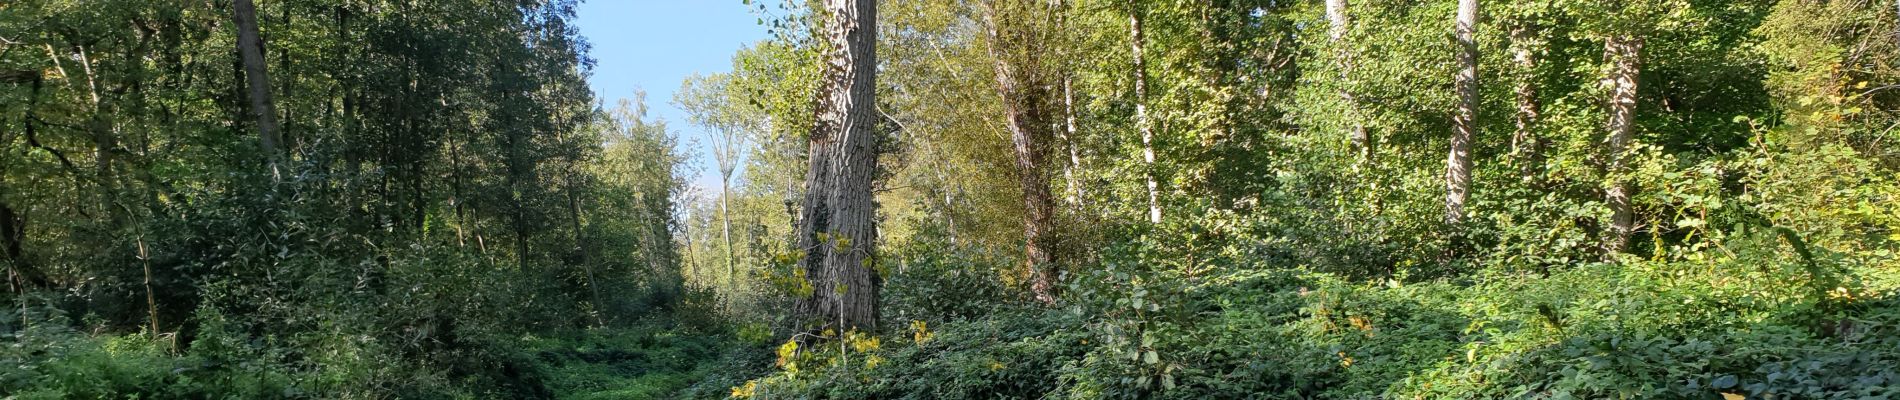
[740,233,1900,399]
[3,0,1897,397]
[738,309,1091,399]
[1,0,688,397]
[879,235,1025,324]
[524,323,768,400]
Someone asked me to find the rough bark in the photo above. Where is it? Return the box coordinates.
[1327,0,1372,168]
[984,2,1062,305]
[1446,0,1477,226]
[0,201,43,291]
[233,0,284,162]
[1130,4,1162,224]
[1510,24,1542,182]
[795,0,881,332]
[1602,34,1643,255]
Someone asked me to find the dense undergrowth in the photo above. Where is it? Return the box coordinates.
[731,276,1900,399]
[0,310,769,399]
[7,215,1894,399]
[721,223,1900,400]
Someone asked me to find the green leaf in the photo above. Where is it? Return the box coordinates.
[1712,375,1738,389]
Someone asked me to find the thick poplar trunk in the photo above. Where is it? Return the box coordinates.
[984,3,1061,305]
[1130,5,1161,224]
[1327,0,1372,168]
[0,201,43,291]
[233,0,284,164]
[1446,0,1477,226]
[795,0,881,332]
[1602,35,1643,255]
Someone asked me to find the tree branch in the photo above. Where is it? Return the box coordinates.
[0,70,35,84]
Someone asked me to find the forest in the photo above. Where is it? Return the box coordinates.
[1,0,1897,398]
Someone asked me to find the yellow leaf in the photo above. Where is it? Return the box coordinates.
[1721,393,1745,400]
[731,380,760,399]
[910,320,934,344]
[775,340,799,369]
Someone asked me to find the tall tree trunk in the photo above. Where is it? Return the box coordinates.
[572,189,604,325]
[1446,0,1477,226]
[556,121,605,326]
[138,236,159,334]
[1510,24,1542,182]
[1602,34,1643,255]
[984,2,1061,305]
[684,213,699,283]
[233,0,284,167]
[8,77,56,292]
[1327,0,1372,169]
[1060,76,1084,207]
[720,177,735,284]
[72,45,122,226]
[0,201,42,291]
[795,0,881,332]
[1130,3,1161,224]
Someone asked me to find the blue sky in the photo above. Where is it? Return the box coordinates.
[574,0,770,192]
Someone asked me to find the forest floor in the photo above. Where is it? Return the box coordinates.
[526,322,768,399]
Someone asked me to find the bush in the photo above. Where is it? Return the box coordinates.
[0,307,300,399]
[735,231,1900,399]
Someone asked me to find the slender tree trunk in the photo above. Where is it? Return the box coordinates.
[277,4,294,150]
[1510,24,1542,182]
[574,199,604,325]
[1060,76,1084,207]
[233,0,284,167]
[508,139,531,270]
[448,130,471,248]
[795,0,881,332]
[984,2,1061,305]
[1602,34,1643,255]
[1130,4,1161,224]
[73,46,122,226]
[138,236,159,334]
[1446,0,1477,226]
[720,177,735,284]
[684,214,699,284]
[557,123,605,326]
[1327,0,1372,169]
